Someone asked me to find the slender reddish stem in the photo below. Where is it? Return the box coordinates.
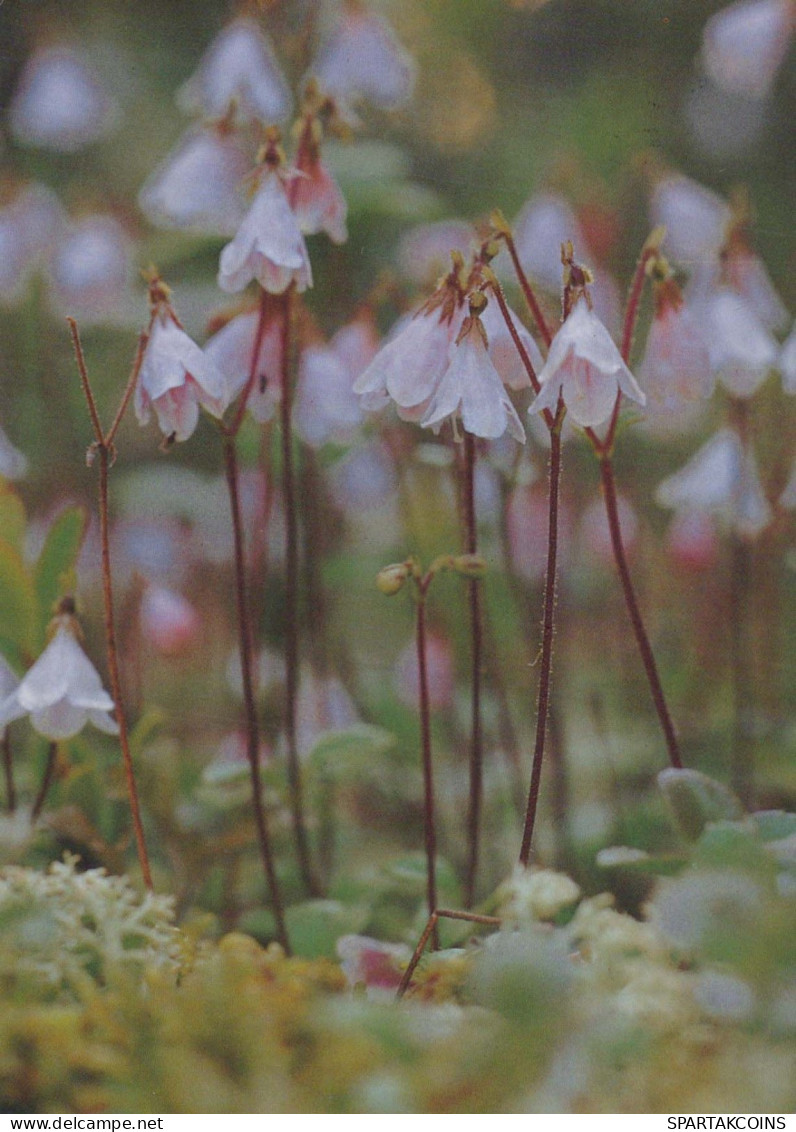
[463,433,484,909]
[519,404,564,865]
[69,320,153,889]
[223,436,290,952]
[397,907,501,998]
[278,286,319,897]
[600,456,682,769]
[31,742,58,823]
[2,733,15,813]
[416,583,439,950]
[501,232,554,348]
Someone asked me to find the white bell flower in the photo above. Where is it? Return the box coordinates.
[0,627,118,742]
[9,46,118,153]
[702,0,794,99]
[529,297,646,428]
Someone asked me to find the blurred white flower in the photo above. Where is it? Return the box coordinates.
[394,630,455,712]
[780,322,796,394]
[650,175,731,268]
[724,247,790,333]
[9,46,118,152]
[293,344,363,448]
[702,290,779,397]
[480,298,541,390]
[638,284,713,414]
[511,192,593,292]
[0,423,28,481]
[0,626,118,742]
[204,303,283,422]
[529,298,645,427]
[0,184,65,304]
[47,215,134,324]
[702,0,795,99]
[311,6,415,113]
[0,656,20,736]
[396,220,476,285]
[656,427,772,539]
[177,19,291,122]
[218,169,312,294]
[135,302,229,442]
[139,584,201,657]
[138,124,252,236]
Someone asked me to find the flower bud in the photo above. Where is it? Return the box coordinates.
[376,563,409,595]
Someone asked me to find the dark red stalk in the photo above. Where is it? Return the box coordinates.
[2,734,15,813]
[397,907,501,998]
[500,232,554,349]
[31,742,57,823]
[600,456,682,769]
[416,580,439,950]
[519,402,564,865]
[68,319,153,889]
[463,433,484,908]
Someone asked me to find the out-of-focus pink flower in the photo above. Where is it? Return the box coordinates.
[139,584,201,657]
[650,175,731,269]
[0,621,118,741]
[529,297,645,427]
[47,215,133,324]
[138,123,253,237]
[218,168,312,294]
[293,344,363,447]
[394,631,455,711]
[292,148,348,244]
[511,193,593,292]
[9,46,118,152]
[177,19,291,122]
[479,298,542,391]
[204,304,283,422]
[656,427,772,540]
[701,290,779,397]
[702,0,795,99]
[724,248,790,333]
[136,287,229,442]
[327,441,397,514]
[330,311,380,379]
[0,184,65,303]
[665,510,721,572]
[0,423,28,481]
[421,310,526,441]
[294,667,359,759]
[579,494,639,566]
[638,281,713,414]
[396,220,476,285]
[310,6,415,113]
[781,323,796,394]
[336,934,410,997]
[506,483,573,583]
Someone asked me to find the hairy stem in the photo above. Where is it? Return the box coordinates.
[223,436,290,952]
[600,456,682,769]
[463,433,484,908]
[519,405,564,865]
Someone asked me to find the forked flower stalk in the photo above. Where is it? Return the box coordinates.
[68,318,154,889]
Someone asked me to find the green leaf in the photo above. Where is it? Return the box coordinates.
[0,487,26,551]
[751,810,796,843]
[34,507,88,636]
[658,768,745,842]
[0,540,36,656]
[307,725,397,780]
[283,899,370,960]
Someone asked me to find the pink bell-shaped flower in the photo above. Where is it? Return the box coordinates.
[421,305,526,442]
[310,4,415,113]
[292,146,348,244]
[0,621,118,741]
[9,45,118,152]
[218,167,312,295]
[665,510,721,572]
[529,297,646,428]
[479,298,541,391]
[204,303,283,422]
[638,280,713,414]
[138,123,252,237]
[396,220,476,285]
[0,423,28,481]
[139,584,201,657]
[650,175,731,268]
[702,290,779,397]
[135,280,229,443]
[336,934,410,997]
[511,192,593,292]
[702,0,795,99]
[47,215,133,324]
[656,427,772,539]
[177,19,291,123]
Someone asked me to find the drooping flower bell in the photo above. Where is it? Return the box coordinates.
[135,275,229,443]
[47,214,134,325]
[204,301,284,423]
[9,45,118,152]
[529,293,646,428]
[638,274,713,415]
[0,602,118,742]
[421,293,526,442]
[290,124,348,245]
[702,0,795,99]
[293,314,376,448]
[177,18,292,123]
[700,289,779,397]
[217,132,313,295]
[649,174,731,269]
